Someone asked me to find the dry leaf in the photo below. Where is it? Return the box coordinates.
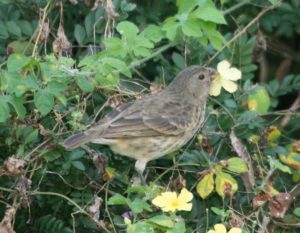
[52,25,72,57]
[269,193,292,218]
[0,157,26,176]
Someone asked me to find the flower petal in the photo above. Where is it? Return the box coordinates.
[152,191,176,208]
[178,188,193,203]
[228,228,242,233]
[222,80,238,93]
[214,224,227,233]
[209,79,222,96]
[222,67,241,81]
[162,205,177,212]
[207,230,217,233]
[177,202,192,211]
[217,60,231,74]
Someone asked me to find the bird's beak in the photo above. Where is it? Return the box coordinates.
[207,67,217,79]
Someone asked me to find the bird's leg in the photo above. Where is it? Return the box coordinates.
[135,160,147,185]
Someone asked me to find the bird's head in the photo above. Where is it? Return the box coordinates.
[167,66,216,101]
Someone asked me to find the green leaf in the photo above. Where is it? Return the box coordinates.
[18,20,33,36]
[172,52,185,69]
[34,90,54,115]
[7,95,26,119]
[141,25,164,43]
[0,20,9,39]
[293,208,300,217]
[127,222,154,233]
[166,221,186,233]
[7,41,35,55]
[76,76,95,93]
[202,22,226,50]
[7,54,31,72]
[84,12,95,36]
[177,0,198,14]
[269,157,292,174]
[163,21,179,41]
[192,7,226,24]
[147,215,174,228]
[181,19,202,37]
[74,24,86,45]
[268,0,279,4]
[108,194,129,205]
[96,73,119,87]
[196,172,214,199]
[69,149,86,160]
[71,161,86,171]
[0,96,10,122]
[24,129,39,144]
[227,158,248,173]
[6,21,22,37]
[42,151,62,162]
[248,85,271,113]
[128,198,152,214]
[117,21,139,38]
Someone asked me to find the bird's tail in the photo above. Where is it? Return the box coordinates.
[62,132,92,150]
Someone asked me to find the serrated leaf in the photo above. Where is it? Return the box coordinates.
[34,90,54,115]
[128,198,152,214]
[192,7,226,24]
[181,19,202,37]
[215,172,238,197]
[7,53,31,72]
[163,21,180,41]
[76,76,95,93]
[74,24,86,45]
[147,215,174,228]
[117,21,139,38]
[141,25,164,43]
[96,73,119,87]
[248,85,271,113]
[196,172,214,199]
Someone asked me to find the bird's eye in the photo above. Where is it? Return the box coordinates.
[198,74,205,80]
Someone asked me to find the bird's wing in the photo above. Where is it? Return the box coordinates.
[89,95,199,138]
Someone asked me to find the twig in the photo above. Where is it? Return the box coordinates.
[280,91,300,127]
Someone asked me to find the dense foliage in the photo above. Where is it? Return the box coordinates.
[0,0,299,232]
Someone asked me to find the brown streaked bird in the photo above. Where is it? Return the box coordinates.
[62,66,215,182]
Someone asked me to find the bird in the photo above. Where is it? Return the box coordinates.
[62,66,215,183]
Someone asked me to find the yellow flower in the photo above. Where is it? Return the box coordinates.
[207,224,242,233]
[152,188,193,212]
[209,60,242,96]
